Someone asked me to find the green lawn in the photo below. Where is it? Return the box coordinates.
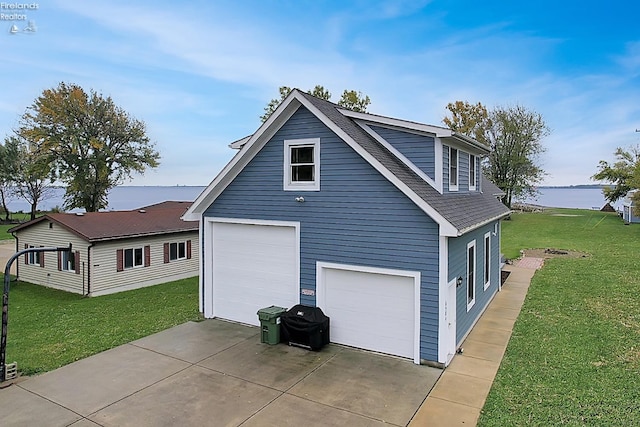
[4,277,202,375]
[479,209,640,426]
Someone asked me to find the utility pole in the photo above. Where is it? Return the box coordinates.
[1,244,72,384]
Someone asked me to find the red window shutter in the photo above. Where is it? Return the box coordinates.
[144,246,151,267]
[116,249,124,272]
[75,251,80,274]
[39,247,45,268]
[163,243,169,264]
[58,252,62,271]
[24,243,28,265]
[186,240,192,259]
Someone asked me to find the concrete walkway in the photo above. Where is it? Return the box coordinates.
[0,240,17,275]
[409,261,538,426]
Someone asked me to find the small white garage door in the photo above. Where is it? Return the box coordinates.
[317,262,420,363]
[209,220,299,326]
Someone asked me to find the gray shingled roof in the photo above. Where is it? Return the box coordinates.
[299,92,511,234]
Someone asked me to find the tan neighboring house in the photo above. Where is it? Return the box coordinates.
[9,201,199,296]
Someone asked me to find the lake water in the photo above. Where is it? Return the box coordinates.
[6,186,207,213]
[519,187,622,211]
[4,185,621,213]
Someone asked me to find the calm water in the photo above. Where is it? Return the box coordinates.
[519,187,622,211]
[6,186,207,213]
[5,185,620,213]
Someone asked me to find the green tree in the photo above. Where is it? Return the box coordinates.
[0,140,19,221]
[442,100,491,144]
[444,102,549,207]
[19,82,160,212]
[337,90,371,112]
[4,134,54,220]
[260,85,371,122]
[591,145,640,210]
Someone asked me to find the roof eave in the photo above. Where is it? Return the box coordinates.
[183,91,305,219]
[456,211,512,236]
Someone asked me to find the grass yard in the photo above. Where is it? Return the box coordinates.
[4,276,202,375]
[479,209,640,426]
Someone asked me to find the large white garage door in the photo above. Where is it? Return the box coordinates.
[210,220,299,326]
[317,262,420,363]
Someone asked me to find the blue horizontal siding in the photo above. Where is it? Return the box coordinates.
[448,221,501,343]
[205,107,441,361]
[370,125,435,179]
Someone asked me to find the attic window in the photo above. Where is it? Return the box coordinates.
[284,138,320,191]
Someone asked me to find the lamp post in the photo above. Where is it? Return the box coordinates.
[1,244,72,384]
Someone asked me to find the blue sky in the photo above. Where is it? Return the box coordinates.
[2,0,639,186]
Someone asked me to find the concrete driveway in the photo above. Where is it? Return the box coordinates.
[1,319,441,426]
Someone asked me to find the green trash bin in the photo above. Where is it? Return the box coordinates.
[257,306,287,345]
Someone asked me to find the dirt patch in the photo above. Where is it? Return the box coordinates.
[501,270,511,285]
[522,248,590,259]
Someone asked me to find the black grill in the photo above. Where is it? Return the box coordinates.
[280,305,330,351]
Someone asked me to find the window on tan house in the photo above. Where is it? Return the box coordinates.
[164,240,192,263]
[59,250,80,274]
[24,244,44,267]
[116,246,150,271]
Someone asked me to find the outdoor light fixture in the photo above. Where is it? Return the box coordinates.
[295,196,305,203]
[456,276,463,287]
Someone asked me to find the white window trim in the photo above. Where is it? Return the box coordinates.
[61,250,75,272]
[483,232,491,290]
[469,154,477,191]
[284,138,320,191]
[124,247,144,269]
[467,240,476,311]
[449,147,459,192]
[28,246,40,265]
[169,241,187,261]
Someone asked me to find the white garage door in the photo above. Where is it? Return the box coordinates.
[318,263,420,363]
[210,221,299,326]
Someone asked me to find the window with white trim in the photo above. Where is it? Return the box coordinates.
[28,247,40,265]
[284,138,320,191]
[449,147,458,191]
[469,154,477,191]
[484,232,491,290]
[124,247,144,269]
[61,250,76,272]
[170,242,186,261]
[467,240,476,311]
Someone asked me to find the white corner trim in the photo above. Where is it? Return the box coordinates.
[434,139,443,193]
[437,235,451,365]
[316,261,421,365]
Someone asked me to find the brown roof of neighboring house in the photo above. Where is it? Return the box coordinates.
[9,201,198,242]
